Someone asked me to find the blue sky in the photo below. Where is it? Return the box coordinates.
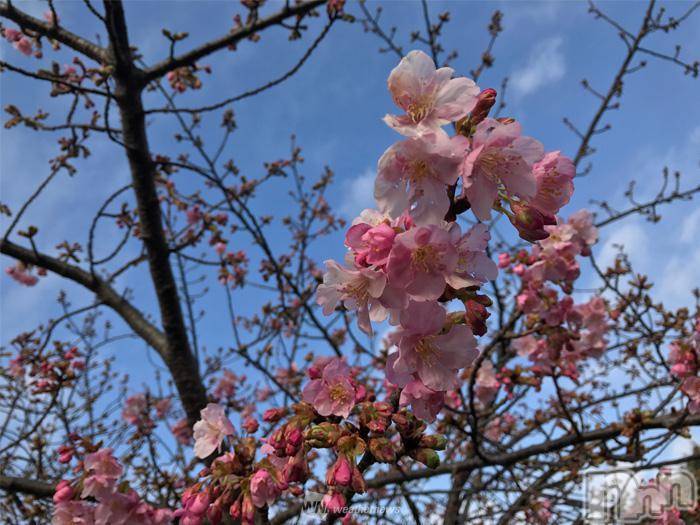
[2,0,700,482]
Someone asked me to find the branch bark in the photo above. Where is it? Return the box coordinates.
[0,475,54,499]
[0,238,166,353]
[102,0,207,427]
[0,1,106,63]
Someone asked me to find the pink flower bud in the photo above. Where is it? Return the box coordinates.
[189,492,210,515]
[327,456,352,487]
[323,491,346,514]
[53,480,73,503]
[242,416,258,433]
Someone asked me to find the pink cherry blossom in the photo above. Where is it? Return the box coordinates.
[14,37,33,56]
[326,455,352,487]
[384,50,480,136]
[445,223,498,289]
[387,225,458,301]
[192,403,235,459]
[345,220,396,267]
[82,448,123,499]
[53,500,95,525]
[475,360,500,404]
[5,262,39,286]
[122,393,148,426]
[302,357,357,418]
[53,480,74,504]
[530,151,575,215]
[399,378,445,422]
[316,260,388,334]
[460,118,544,221]
[681,376,700,413]
[389,301,478,391]
[375,133,464,224]
[250,469,282,508]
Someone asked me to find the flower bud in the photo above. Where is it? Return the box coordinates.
[53,480,73,504]
[326,455,352,487]
[419,434,447,450]
[351,466,366,493]
[242,416,258,434]
[470,88,497,126]
[392,409,426,440]
[323,491,346,514]
[409,447,440,469]
[304,422,340,448]
[508,202,556,242]
[229,499,241,519]
[369,437,397,463]
[262,407,286,423]
[189,492,210,515]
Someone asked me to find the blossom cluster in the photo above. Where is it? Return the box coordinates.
[5,261,44,286]
[52,447,173,525]
[668,324,700,413]
[316,50,575,419]
[487,211,607,381]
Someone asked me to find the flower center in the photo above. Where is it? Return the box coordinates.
[407,97,433,124]
[415,337,438,367]
[409,160,432,183]
[478,150,518,183]
[411,245,439,273]
[330,383,351,403]
[343,278,369,301]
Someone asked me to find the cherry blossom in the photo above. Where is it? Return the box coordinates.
[388,300,478,391]
[386,224,458,301]
[249,469,283,508]
[375,132,464,224]
[302,357,357,418]
[192,403,235,459]
[316,260,388,334]
[530,151,575,215]
[384,50,480,136]
[445,222,498,289]
[460,118,544,221]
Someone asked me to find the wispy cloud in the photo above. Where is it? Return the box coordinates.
[340,168,376,218]
[597,221,650,272]
[510,37,566,99]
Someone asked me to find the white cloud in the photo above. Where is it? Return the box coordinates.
[658,247,700,309]
[680,206,700,243]
[339,168,376,218]
[501,0,563,24]
[510,37,566,98]
[597,221,650,271]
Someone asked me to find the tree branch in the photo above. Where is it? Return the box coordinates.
[0,1,106,63]
[0,238,167,354]
[0,475,54,499]
[102,0,207,426]
[142,0,326,84]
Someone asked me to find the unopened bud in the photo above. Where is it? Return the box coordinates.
[304,422,340,448]
[369,437,398,463]
[419,434,447,450]
[409,448,440,469]
[471,88,497,126]
[509,202,556,242]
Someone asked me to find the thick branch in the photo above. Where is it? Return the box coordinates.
[142,0,325,83]
[0,475,54,499]
[0,238,166,353]
[103,0,207,426]
[0,1,106,63]
[365,412,700,488]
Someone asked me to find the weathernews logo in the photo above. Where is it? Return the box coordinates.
[582,467,697,524]
[301,491,401,517]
